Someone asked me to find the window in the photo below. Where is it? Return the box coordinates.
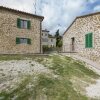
[21,20,28,29]
[85,33,93,48]
[16,38,31,44]
[45,34,47,36]
[20,38,28,44]
[42,38,48,42]
[51,39,53,42]
[17,18,31,29]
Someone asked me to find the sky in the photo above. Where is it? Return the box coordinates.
[0,0,100,35]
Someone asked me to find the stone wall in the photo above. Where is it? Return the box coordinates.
[0,8,43,54]
[48,38,56,47]
[41,31,49,46]
[63,14,100,64]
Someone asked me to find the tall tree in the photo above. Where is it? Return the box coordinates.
[55,29,62,47]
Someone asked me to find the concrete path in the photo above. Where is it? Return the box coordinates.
[61,53,100,99]
[72,55,100,70]
[61,53,100,73]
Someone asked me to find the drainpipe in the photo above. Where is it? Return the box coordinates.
[40,21,42,54]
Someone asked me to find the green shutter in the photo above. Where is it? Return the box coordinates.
[27,39,31,44]
[85,33,93,48]
[89,33,93,47]
[17,18,21,28]
[16,38,20,44]
[85,34,88,48]
[27,20,31,29]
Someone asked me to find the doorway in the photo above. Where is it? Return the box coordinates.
[71,37,75,52]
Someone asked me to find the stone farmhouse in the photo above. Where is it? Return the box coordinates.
[42,30,56,47]
[48,34,56,47]
[41,30,49,46]
[0,6,44,54]
[63,12,100,64]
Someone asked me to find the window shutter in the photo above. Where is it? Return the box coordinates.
[27,39,31,44]
[17,18,21,28]
[27,20,31,29]
[16,38,20,44]
[85,34,88,48]
[85,33,93,48]
[89,33,93,47]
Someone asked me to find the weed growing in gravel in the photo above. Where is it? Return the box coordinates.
[0,55,99,100]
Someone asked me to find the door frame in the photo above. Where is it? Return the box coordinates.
[71,37,75,52]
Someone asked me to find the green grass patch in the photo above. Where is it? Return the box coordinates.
[35,55,99,100]
[0,54,99,100]
[0,54,48,61]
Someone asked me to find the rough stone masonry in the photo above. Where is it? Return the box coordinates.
[63,12,100,64]
[0,6,44,54]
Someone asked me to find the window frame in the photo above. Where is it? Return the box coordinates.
[20,20,28,29]
[16,37,31,45]
[85,33,93,48]
[20,38,28,44]
[17,18,31,29]
[51,39,53,42]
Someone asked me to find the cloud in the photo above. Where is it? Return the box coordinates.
[0,0,35,13]
[94,5,100,12]
[0,0,99,35]
[89,0,98,4]
[41,0,88,34]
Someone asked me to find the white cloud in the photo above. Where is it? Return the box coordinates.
[89,0,98,3]
[0,0,35,13]
[0,0,98,34]
[94,5,100,12]
[40,0,88,34]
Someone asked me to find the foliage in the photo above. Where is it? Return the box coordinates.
[57,39,63,47]
[42,45,56,53]
[42,45,49,52]
[55,29,62,47]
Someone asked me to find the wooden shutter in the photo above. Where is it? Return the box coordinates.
[85,33,93,48]
[27,20,31,29]
[89,33,93,47]
[27,39,31,44]
[85,34,88,48]
[16,38,20,44]
[17,18,21,28]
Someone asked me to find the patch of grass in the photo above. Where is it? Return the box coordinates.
[0,55,25,61]
[0,54,99,100]
[34,74,88,100]
[0,75,35,100]
[0,54,48,61]
[35,55,99,99]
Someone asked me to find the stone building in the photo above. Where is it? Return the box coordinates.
[63,12,100,64]
[48,34,56,47]
[41,30,49,46]
[0,6,44,54]
[41,30,56,47]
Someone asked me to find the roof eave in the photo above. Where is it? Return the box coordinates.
[63,12,100,36]
[0,6,44,20]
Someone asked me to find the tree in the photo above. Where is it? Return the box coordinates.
[55,29,62,48]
